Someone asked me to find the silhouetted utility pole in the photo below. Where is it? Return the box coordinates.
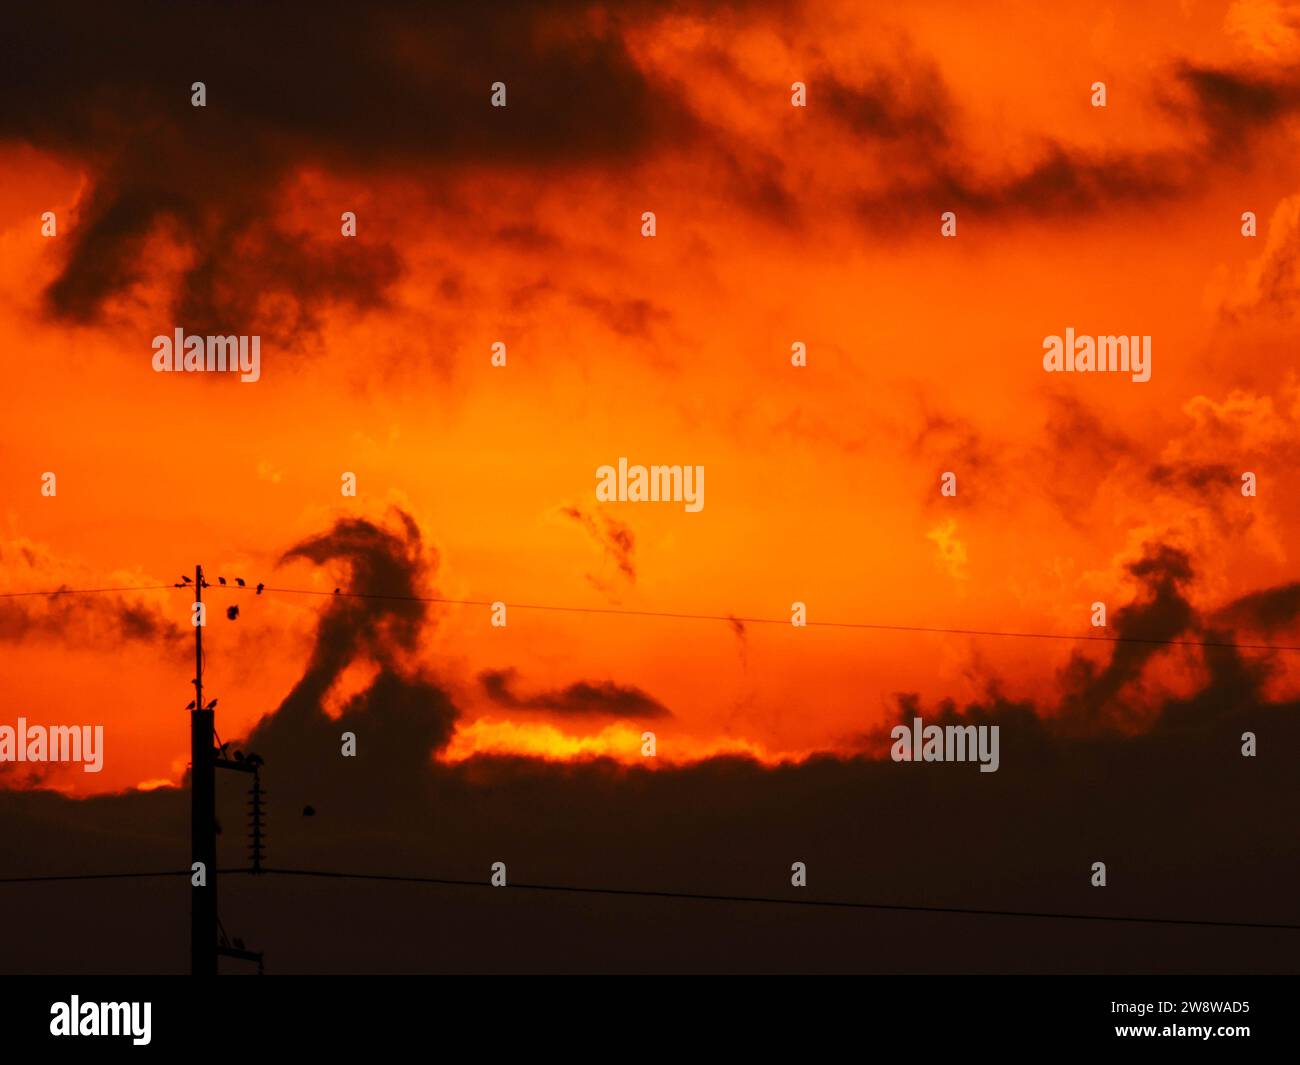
[191,564,217,976]
[184,563,266,975]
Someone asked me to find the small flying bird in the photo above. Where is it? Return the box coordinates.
[235,578,246,587]
[226,605,239,620]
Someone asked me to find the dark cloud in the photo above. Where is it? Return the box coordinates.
[259,509,436,736]
[571,292,671,339]
[1214,582,1300,636]
[561,505,636,587]
[2,691,1296,973]
[1055,544,1198,735]
[11,7,1299,334]
[846,61,1300,229]
[0,589,186,651]
[1149,462,1239,492]
[0,1,700,333]
[819,64,951,148]
[888,540,1287,743]
[240,509,457,819]
[1175,63,1300,149]
[479,666,671,718]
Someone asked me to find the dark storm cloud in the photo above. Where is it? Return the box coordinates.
[3,690,1297,973]
[1174,63,1300,148]
[1149,462,1239,492]
[846,61,1300,228]
[571,292,671,339]
[0,1,701,331]
[818,64,951,147]
[240,509,458,818]
[0,589,186,651]
[878,540,1279,743]
[478,666,671,719]
[10,5,1298,329]
[1055,544,1198,734]
[1214,582,1300,636]
[263,509,433,736]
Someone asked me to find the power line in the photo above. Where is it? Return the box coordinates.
[217,582,1300,654]
[6,865,1296,931]
[233,867,1300,932]
[0,870,190,884]
[3,578,1298,654]
[0,584,174,598]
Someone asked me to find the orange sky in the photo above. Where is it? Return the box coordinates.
[2,0,1299,794]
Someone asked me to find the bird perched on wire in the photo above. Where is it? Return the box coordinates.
[181,575,192,584]
[218,577,227,586]
[235,578,246,587]
[256,583,265,595]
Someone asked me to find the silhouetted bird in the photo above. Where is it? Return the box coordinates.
[233,751,244,762]
[218,577,227,586]
[226,605,239,620]
[235,578,245,587]
[255,583,264,594]
[302,805,316,817]
[185,700,195,710]
[181,576,192,584]
[234,938,245,950]
[246,753,264,767]
[333,588,341,595]
[205,699,218,710]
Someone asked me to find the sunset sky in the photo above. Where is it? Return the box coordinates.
[2,0,1299,799]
